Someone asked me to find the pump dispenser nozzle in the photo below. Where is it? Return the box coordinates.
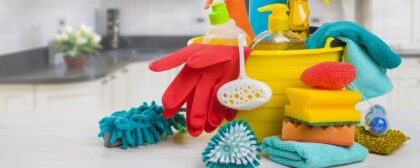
[258,4,289,34]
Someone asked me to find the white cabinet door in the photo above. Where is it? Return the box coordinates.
[35,80,109,112]
[414,0,420,47]
[127,62,176,107]
[0,85,35,112]
[397,78,420,111]
[367,0,415,50]
[108,68,130,111]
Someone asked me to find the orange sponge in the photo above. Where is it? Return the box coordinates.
[282,120,355,147]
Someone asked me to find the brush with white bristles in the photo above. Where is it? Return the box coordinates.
[202,120,261,168]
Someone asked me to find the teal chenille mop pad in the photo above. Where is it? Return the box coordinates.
[339,37,394,99]
[98,101,186,149]
[306,21,401,69]
[262,136,368,168]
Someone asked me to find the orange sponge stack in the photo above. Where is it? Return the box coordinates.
[281,62,360,147]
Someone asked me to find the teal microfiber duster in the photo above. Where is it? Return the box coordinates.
[98,101,186,149]
[202,120,261,168]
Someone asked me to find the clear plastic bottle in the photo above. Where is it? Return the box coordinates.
[365,105,389,136]
[203,2,248,46]
[250,4,305,50]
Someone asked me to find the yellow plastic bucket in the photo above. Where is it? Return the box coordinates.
[188,37,343,141]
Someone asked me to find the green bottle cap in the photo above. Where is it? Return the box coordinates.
[208,2,230,25]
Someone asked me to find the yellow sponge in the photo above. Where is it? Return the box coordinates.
[285,88,362,126]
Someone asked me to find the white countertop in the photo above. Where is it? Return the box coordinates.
[0,110,418,168]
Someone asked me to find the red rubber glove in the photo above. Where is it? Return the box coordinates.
[149,43,252,136]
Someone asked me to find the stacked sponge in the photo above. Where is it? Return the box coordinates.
[282,62,361,147]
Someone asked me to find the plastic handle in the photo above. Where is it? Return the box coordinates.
[237,34,248,79]
[324,37,335,49]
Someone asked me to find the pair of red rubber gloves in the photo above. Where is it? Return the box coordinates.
[149,43,252,137]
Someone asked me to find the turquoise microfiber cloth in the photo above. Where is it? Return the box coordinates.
[262,136,368,168]
[306,21,401,69]
[339,37,394,99]
[98,101,186,149]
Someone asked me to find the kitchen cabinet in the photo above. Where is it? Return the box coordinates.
[126,62,177,107]
[398,78,420,110]
[395,58,420,111]
[35,80,109,112]
[107,68,130,111]
[414,0,420,44]
[0,85,35,112]
[362,0,419,50]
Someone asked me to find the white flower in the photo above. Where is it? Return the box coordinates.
[61,33,69,41]
[76,37,88,45]
[92,34,101,43]
[54,34,63,42]
[79,23,92,34]
[63,26,74,34]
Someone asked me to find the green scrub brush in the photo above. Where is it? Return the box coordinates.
[202,120,261,168]
[98,101,186,149]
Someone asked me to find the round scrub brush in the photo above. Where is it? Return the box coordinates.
[98,101,186,149]
[202,120,261,168]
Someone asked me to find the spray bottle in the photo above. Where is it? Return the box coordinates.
[203,2,249,46]
[250,4,305,50]
[288,0,330,40]
[204,0,255,39]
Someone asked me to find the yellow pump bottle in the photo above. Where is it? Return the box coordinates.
[251,4,305,50]
[288,0,330,40]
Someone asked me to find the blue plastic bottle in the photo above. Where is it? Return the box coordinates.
[249,0,288,35]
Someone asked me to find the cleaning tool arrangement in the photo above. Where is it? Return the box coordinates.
[98,102,186,149]
[260,61,369,167]
[202,120,261,168]
[97,0,410,167]
[217,34,272,110]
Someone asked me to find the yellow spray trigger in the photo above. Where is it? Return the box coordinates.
[258,4,290,33]
[324,0,331,5]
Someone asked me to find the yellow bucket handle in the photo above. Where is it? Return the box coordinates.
[324,37,335,49]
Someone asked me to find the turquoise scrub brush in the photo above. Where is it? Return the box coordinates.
[98,101,186,149]
[202,120,261,168]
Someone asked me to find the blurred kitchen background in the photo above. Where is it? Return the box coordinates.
[0,0,418,113]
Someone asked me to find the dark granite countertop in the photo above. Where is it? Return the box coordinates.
[0,36,193,84]
[0,35,418,85]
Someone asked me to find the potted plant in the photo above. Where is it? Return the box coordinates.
[53,24,102,70]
